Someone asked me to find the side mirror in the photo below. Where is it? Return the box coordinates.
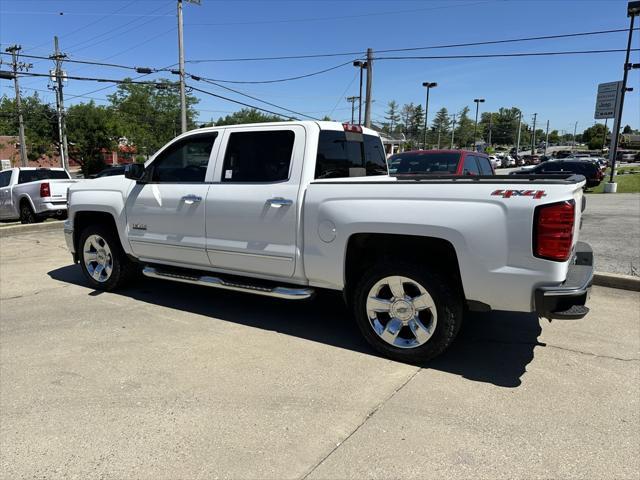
[124,163,146,182]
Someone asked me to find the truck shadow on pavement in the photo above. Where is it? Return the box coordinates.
[49,265,543,388]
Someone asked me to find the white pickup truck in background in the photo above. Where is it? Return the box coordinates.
[0,167,77,223]
[63,121,594,363]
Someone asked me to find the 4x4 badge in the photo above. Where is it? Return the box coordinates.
[491,189,547,199]
[131,223,147,230]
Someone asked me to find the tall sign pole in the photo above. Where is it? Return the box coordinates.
[515,110,522,156]
[608,2,638,186]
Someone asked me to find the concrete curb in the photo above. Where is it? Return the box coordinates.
[0,221,64,237]
[593,272,640,292]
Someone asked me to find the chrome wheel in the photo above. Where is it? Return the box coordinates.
[83,234,113,283]
[366,275,437,349]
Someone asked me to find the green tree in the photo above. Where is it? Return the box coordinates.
[213,108,284,126]
[430,107,450,147]
[582,123,609,150]
[399,103,415,135]
[455,106,474,148]
[0,93,57,160]
[410,104,424,144]
[384,100,400,133]
[66,101,118,175]
[108,79,199,156]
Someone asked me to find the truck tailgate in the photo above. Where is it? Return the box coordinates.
[45,180,77,200]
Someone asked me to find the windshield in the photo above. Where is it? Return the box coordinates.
[388,152,460,175]
[18,169,70,184]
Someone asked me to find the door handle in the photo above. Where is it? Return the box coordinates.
[267,197,293,207]
[181,194,202,204]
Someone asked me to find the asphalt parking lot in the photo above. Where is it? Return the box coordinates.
[1,229,639,479]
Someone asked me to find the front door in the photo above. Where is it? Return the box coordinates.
[126,132,219,267]
[205,126,305,278]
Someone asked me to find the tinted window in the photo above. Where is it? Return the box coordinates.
[222,130,294,183]
[540,162,563,173]
[364,135,388,176]
[475,156,493,175]
[315,131,386,179]
[151,132,216,183]
[388,152,460,175]
[462,156,480,175]
[0,170,11,188]
[18,169,70,183]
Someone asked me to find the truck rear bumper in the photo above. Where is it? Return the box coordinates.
[534,241,593,320]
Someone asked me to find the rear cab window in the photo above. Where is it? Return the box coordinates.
[0,170,12,188]
[315,130,387,179]
[388,152,460,175]
[18,169,70,183]
[462,155,480,176]
[475,156,493,175]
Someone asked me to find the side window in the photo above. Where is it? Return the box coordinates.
[151,132,217,183]
[0,171,11,188]
[542,162,562,173]
[462,156,480,176]
[476,156,493,175]
[316,131,364,179]
[221,130,294,183]
[364,135,388,176]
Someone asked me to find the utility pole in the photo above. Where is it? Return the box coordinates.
[544,120,550,156]
[530,113,537,156]
[437,126,441,149]
[572,121,578,153]
[346,96,358,124]
[364,48,373,128]
[5,45,28,166]
[515,110,522,156]
[177,0,187,133]
[51,36,68,171]
[450,113,457,149]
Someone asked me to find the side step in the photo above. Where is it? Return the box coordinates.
[548,304,590,320]
[142,266,315,300]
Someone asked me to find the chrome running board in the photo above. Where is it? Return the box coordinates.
[142,266,314,300]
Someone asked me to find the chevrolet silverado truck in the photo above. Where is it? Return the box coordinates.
[63,121,593,363]
[0,167,76,223]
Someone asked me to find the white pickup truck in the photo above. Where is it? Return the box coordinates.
[0,167,76,223]
[64,121,593,363]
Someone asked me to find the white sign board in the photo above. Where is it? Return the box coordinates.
[1,159,11,170]
[594,81,622,119]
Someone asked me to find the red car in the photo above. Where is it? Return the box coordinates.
[388,149,495,176]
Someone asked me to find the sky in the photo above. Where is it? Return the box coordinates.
[1,0,639,134]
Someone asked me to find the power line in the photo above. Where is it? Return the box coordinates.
[374,27,640,54]
[0,51,165,72]
[188,85,297,120]
[373,48,640,61]
[191,75,318,120]
[185,1,493,27]
[6,70,176,86]
[189,60,355,84]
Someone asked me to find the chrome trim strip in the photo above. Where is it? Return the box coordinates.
[207,248,293,262]
[142,266,314,300]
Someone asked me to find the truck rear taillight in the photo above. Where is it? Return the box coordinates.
[534,200,575,261]
[342,123,363,133]
[40,182,50,197]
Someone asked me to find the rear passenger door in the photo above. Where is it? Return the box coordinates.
[0,170,14,219]
[205,125,305,278]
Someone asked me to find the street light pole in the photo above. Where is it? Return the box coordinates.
[572,121,578,153]
[515,110,522,156]
[544,119,550,156]
[422,82,437,149]
[353,61,367,126]
[473,98,485,151]
[531,113,537,156]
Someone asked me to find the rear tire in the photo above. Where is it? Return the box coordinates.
[352,261,463,364]
[19,201,41,224]
[78,224,137,291]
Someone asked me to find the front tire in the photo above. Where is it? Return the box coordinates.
[352,262,463,364]
[78,224,137,291]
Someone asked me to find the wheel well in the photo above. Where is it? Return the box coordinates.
[73,211,119,258]
[344,233,464,302]
[19,197,32,209]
